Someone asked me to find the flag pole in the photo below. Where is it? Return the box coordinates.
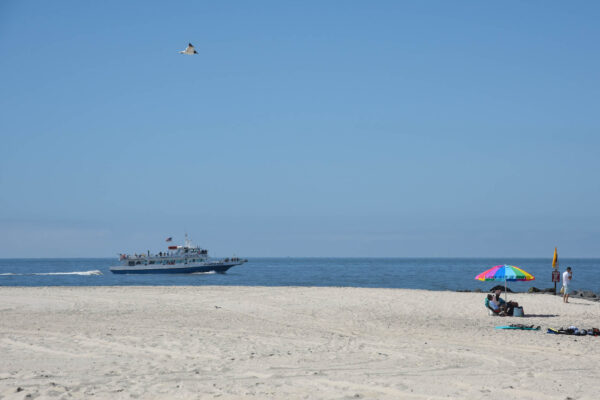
[552,247,559,295]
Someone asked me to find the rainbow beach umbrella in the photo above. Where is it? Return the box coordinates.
[475,265,535,299]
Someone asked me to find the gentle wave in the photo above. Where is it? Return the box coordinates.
[0,270,103,276]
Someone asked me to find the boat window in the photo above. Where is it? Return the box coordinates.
[128,261,135,266]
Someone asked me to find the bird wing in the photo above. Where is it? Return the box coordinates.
[181,43,197,55]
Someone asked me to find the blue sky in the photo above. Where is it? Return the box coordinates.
[1,1,599,257]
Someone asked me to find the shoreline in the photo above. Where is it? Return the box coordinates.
[1,286,599,399]
[3,283,599,300]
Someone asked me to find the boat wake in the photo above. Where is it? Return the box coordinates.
[191,271,216,275]
[0,270,103,276]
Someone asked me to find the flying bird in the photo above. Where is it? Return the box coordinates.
[180,43,198,55]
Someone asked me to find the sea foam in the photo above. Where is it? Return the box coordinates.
[0,270,103,276]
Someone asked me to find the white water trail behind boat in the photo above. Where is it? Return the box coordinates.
[0,270,103,276]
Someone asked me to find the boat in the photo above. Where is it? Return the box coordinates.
[109,235,247,274]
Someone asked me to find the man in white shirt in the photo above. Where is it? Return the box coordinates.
[562,267,572,303]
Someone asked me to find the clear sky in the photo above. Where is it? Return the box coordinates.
[1,1,599,258]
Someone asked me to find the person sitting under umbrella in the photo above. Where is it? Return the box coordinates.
[493,289,519,316]
[485,294,506,316]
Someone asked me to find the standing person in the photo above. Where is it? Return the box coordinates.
[562,267,573,303]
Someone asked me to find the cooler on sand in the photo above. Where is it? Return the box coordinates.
[513,307,524,317]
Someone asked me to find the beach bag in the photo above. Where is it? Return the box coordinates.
[560,286,565,294]
[513,307,524,317]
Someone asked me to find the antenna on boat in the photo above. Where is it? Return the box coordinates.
[185,232,192,248]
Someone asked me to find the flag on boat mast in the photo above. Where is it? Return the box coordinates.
[165,237,173,242]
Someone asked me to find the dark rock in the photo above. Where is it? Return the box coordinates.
[579,290,597,298]
[474,288,483,293]
[16,387,24,393]
[490,285,513,293]
[530,287,559,294]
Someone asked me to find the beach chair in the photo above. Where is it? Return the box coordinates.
[485,297,502,316]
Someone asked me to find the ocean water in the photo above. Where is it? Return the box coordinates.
[1,258,598,293]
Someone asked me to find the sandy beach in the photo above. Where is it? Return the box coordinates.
[1,286,599,399]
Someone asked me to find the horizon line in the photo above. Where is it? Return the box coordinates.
[1,256,599,260]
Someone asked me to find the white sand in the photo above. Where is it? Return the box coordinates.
[1,286,599,399]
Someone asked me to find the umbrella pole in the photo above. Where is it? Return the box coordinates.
[505,277,507,301]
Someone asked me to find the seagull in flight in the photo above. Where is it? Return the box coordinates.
[180,43,198,55]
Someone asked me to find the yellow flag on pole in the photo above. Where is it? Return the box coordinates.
[552,247,558,268]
